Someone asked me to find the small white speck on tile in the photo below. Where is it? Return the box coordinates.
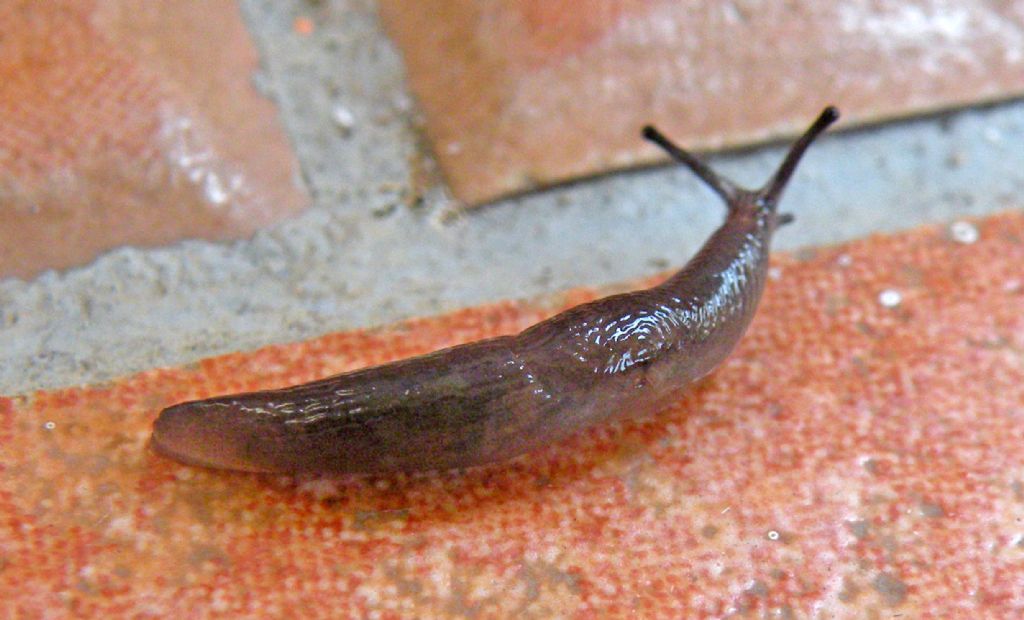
[107,515,133,536]
[391,92,413,113]
[1003,279,1021,293]
[210,590,229,612]
[768,267,782,280]
[949,220,979,244]
[331,105,356,135]
[429,566,448,593]
[767,530,780,541]
[878,289,902,308]
[837,253,853,267]
[984,126,1003,143]
[709,560,725,577]
[203,173,231,205]
[43,421,55,430]
[298,478,340,500]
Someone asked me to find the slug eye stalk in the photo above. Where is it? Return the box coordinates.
[643,105,840,213]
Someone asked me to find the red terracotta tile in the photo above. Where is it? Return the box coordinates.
[380,0,1024,204]
[3,211,1024,616]
[0,0,308,279]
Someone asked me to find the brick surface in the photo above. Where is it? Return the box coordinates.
[0,0,308,279]
[380,0,1024,204]
[3,211,1024,617]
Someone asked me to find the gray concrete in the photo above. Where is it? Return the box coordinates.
[2,0,1023,396]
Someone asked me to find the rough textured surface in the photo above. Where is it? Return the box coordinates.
[3,0,1024,399]
[3,211,1023,617]
[0,0,308,279]
[380,0,1024,204]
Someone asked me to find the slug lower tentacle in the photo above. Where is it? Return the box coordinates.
[153,106,840,473]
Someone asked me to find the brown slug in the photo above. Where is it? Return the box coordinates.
[152,106,840,473]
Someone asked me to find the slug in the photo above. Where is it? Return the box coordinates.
[153,106,839,474]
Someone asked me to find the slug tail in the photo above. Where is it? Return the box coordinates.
[152,400,273,472]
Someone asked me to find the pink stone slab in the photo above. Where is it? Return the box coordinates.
[380,0,1024,204]
[0,0,308,279]
[3,211,1024,616]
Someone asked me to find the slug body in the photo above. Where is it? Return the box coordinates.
[153,107,839,474]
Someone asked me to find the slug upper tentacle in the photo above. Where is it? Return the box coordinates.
[152,106,840,474]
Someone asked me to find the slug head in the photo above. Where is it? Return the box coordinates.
[643,106,839,228]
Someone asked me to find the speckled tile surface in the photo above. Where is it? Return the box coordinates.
[380,0,1024,204]
[0,0,308,279]
[3,211,1024,617]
